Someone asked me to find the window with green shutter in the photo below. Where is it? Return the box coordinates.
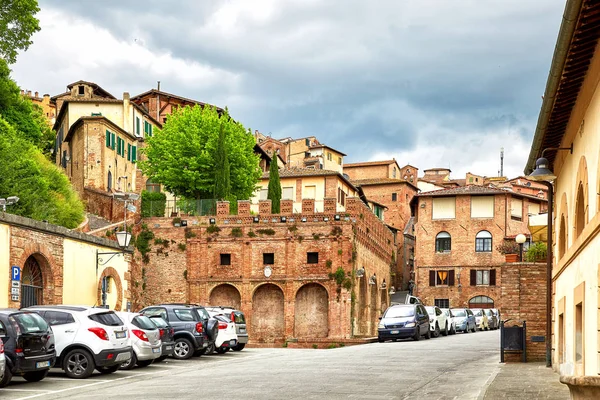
[132,145,137,163]
[148,124,152,137]
[106,130,111,147]
[136,117,140,135]
[111,133,115,149]
[127,143,131,161]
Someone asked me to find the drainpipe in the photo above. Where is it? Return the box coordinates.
[525,0,584,174]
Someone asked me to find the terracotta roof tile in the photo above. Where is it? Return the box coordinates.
[344,160,396,168]
[351,178,408,186]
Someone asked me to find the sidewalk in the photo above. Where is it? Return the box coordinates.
[483,362,570,399]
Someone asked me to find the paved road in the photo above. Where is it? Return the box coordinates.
[0,330,501,400]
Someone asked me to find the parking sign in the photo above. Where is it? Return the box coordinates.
[11,266,20,282]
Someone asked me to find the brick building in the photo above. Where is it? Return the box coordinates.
[131,197,395,345]
[21,90,56,126]
[414,185,547,310]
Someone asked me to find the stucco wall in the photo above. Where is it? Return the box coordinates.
[0,224,9,305]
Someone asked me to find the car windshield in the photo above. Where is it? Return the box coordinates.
[472,309,483,316]
[132,315,157,330]
[10,312,49,333]
[485,310,493,316]
[451,309,467,317]
[89,311,123,326]
[384,307,414,318]
[425,307,435,316]
[149,316,168,328]
[233,312,246,324]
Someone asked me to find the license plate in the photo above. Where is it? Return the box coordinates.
[152,347,161,353]
[229,339,236,346]
[115,352,131,362]
[36,361,50,369]
[390,330,399,334]
[240,329,246,333]
[165,346,172,350]
[115,331,126,339]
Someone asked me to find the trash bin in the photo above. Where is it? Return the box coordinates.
[500,319,526,363]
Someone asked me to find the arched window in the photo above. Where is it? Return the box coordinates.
[107,171,112,191]
[469,295,494,309]
[145,179,161,193]
[21,256,44,308]
[435,232,451,253]
[475,231,492,252]
[575,182,586,238]
[559,214,567,259]
[392,167,397,178]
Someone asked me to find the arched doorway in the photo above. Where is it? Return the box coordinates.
[294,283,329,338]
[210,284,241,310]
[252,284,285,341]
[107,171,112,191]
[21,256,44,308]
[469,295,494,309]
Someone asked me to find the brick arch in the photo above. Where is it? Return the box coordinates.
[15,243,59,306]
[209,283,241,309]
[97,267,123,310]
[250,281,285,297]
[294,283,329,338]
[468,295,495,309]
[251,283,285,341]
[574,155,589,238]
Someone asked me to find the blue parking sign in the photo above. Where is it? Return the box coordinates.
[12,266,20,281]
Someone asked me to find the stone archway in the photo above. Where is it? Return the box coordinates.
[21,255,44,308]
[209,284,241,309]
[97,267,123,310]
[294,283,329,338]
[469,295,494,309]
[252,284,285,341]
[16,249,56,307]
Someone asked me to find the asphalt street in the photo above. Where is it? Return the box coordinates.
[0,330,501,400]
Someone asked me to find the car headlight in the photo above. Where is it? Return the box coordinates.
[405,322,416,328]
[378,322,385,329]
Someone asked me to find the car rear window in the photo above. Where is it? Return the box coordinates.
[233,312,245,324]
[384,307,415,318]
[89,311,123,326]
[10,312,49,333]
[148,316,168,329]
[132,315,157,330]
[174,309,197,322]
[141,308,168,320]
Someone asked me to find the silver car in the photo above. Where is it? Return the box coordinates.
[117,312,161,369]
[0,339,5,382]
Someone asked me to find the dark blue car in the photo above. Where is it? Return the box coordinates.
[378,304,431,342]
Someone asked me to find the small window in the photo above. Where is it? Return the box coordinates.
[435,232,451,252]
[392,193,397,202]
[475,230,492,252]
[78,85,85,95]
[263,253,274,265]
[477,270,490,285]
[44,311,75,326]
[220,254,231,265]
[393,167,397,178]
[307,252,319,264]
[338,156,342,165]
[434,299,449,309]
[174,309,195,322]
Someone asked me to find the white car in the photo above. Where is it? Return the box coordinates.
[25,306,132,378]
[425,306,449,337]
[0,339,5,382]
[206,311,238,354]
[116,312,162,370]
[440,308,457,335]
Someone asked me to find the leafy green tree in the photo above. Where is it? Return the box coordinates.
[267,153,281,213]
[213,124,231,201]
[0,117,84,228]
[140,105,261,202]
[0,59,54,155]
[0,0,41,64]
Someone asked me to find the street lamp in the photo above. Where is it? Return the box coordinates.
[528,145,571,368]
[516,234,527,262]
[0,196,19,212]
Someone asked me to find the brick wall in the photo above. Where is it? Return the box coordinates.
[344,164,390,180]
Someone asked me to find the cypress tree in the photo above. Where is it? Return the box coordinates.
[267,152,282,213]
[213,124,231,201]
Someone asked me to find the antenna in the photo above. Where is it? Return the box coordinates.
[500,147,504,177]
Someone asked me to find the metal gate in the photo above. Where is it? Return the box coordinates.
[21,256,43,308]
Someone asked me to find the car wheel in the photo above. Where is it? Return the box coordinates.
[472,324,477,333]
[432,323,440,338]
[173,338,194,360]
[442,322,449,336]
[193,349,205,357]
[119,352,137,370]
[64,348,95,379]
[232,343,246,351]
[22,369,48,382]
[377,338,384,343]
[0,366,12,387]
[96,365,120,374]
[425,326,431,339]
[451,324,456,335]
[412,327,421,341]
[136,360,153,368]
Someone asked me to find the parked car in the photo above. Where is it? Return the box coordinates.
[471,308,489,331]
[440,308,457,334]
[425,306,449,337]
[0,339,4,382]
[116,312,161,370]
[205,311,238,354]
[0,310,56,387]
[205,306,248,351]
[484,309,498,330]
[450,308,477,333]
[378,304,431,342]
[148,316,175,362]
[139,304,207,360]
[188,305,219,353]
[491,309,501,327]
[25,306,131,379]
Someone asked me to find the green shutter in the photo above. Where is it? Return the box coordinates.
[105,130,110,147]
[111,133,115,149]
[136,117,140,135]
[149,124,153,137]
[127,143,131,161]
[132,146,137,163]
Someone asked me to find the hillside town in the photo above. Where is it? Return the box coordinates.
[0,0,599,399]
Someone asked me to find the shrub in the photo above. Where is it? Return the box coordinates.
[257,228,275,236]
[327,344,337,349]
[331,226,343,236]
[185,228,197,239]
[231,227,243,238]
[496,239,520,255]
[207,225,221,234]
[312,233,322,240]
[288,225,298,233]
[312,344,318,349]
[526,242,547,262]
[141,190,167,217]
[178,243,186,251]
[135,225,155,264]
[248,230,256,238]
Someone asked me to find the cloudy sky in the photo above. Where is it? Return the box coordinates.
[12,0,565,179]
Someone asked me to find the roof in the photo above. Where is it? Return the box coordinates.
[344,160,397,168]
[526,0,600,174]
[130,89,224,112]
[64,116,139,143]
[261,168,358,192]
[308,144,347,156]
[65,80,117,99]
[351,177,418,190]
[417,184,549,203]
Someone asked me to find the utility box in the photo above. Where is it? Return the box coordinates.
[500,320,526,363]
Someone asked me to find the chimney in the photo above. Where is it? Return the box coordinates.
[43,94,50,100]
[27,90,31,96]
[157,81,160,91]
[35,91,39,97]
[123,92,132,134]
[20,89,24,95]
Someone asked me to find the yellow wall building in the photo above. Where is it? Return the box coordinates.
[525,0,600,392]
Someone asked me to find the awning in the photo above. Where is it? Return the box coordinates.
[528,213,548,242]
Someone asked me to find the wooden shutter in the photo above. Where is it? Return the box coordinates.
[105,130,110,147]
[132,146,137,163]
[149,124,152,136]
[111,133,115,149]
[429,270,436,286]
[470,269,476,286]
[127,144,131,161]
[489,269,496,286]
[448,270,455,286]
[136,117,140,135]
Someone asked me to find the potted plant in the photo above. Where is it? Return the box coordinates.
[496,239,520,262]
[525,242,547,262]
